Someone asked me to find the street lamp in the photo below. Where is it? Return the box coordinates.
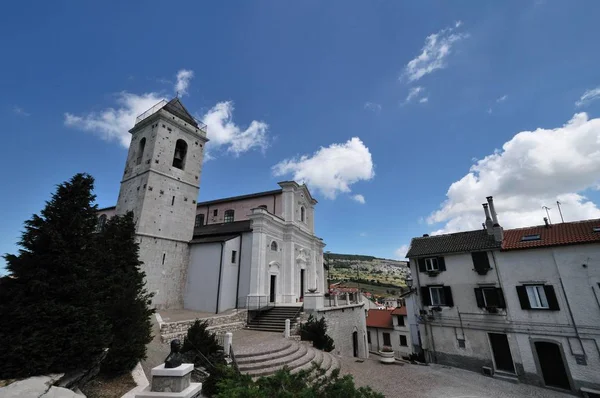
[405,275,413,290]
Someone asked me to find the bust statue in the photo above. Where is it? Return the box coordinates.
[164,339,184,368]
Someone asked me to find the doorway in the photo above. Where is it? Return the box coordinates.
[269,275,276,303]
[535,341,571,390]
[488,333,515,373]
[353,331,359,357]
[300,269,305,299]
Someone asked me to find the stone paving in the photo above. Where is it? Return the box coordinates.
[339,355,572,398]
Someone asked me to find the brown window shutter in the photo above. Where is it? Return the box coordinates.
[421,287,431,306]
[496,288,506,309]
[437,257,446,271]
[544,285,560,311]
[516,286,530,309]
[474,288,485,307]
[443,286,453,307]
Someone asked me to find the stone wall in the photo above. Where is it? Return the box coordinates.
[313,303,369,359]
[160,310,247,343]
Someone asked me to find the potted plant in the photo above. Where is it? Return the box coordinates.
[379,345,395,364]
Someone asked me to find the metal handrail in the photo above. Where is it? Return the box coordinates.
[135,100,167,125]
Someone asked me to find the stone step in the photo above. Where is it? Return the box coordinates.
[235,340,292,359]
[247,321,292,328]
[239,343,308,372]
[291,346,323,375]
[245,326,284,333]
[493,371,519,384]
[237,342,301,365]
[245,344,316,377]
[324,353,341,377]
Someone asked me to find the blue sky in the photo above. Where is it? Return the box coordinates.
[3,1,600,272]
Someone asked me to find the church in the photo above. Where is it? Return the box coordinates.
[96,98,327,313]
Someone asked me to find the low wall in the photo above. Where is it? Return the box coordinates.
[160,310,247,343]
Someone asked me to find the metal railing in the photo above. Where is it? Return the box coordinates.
[135,100,167,125]
[238,296,275,326]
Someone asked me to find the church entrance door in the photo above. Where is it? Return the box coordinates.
[300,269,305,299]
[269,275,276,303]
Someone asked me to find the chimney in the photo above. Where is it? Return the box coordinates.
[486,196,504,242]
[482,203,494,235]
[544,217,550,228]
[486,196,499,226]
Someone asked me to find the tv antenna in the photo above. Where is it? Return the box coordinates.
[542,206,552,225]
[556,201,565,223]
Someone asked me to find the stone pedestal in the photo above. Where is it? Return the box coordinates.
[135,363,201,398]
[303,292,325,312]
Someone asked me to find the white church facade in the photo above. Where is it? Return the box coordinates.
[97,98,327,313]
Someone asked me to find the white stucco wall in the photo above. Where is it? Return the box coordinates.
[185,242,221,313]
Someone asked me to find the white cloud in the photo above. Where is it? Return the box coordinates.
[352,194,366,204]
[496,95,508,103]
[419,97,429,103]
[394,244,410,261]
[201,101,269,157]
[13,106,30,117]
[403,21,468,82]
[575,87,600,107]
[65,91,165,148]
[405,87,424,102]
[272,137,375,199]
[175,69,194,96]
[364,102,382,113]
[427,113,600,234]
[359,232,368,237]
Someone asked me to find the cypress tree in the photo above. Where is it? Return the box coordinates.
[0,173,111,378]
[95,212,155,375]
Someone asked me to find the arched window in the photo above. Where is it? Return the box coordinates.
[271,241,278,251]
[224,209,235,223]
[172,139,188,170]
[136,137,146,165]
[96,214,107,233]
[300,206,305,222]
[194,214,205,228]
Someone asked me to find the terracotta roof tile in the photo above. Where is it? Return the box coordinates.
[366,309,394,329]
[391,307,407,316]
[503,219,600,250]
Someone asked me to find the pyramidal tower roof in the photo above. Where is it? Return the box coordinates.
[134,97,201,129]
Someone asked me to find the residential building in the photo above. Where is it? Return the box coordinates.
[366,307,412,358]
[406,196,600,394]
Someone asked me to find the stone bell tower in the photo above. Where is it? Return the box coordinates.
[115,98,209,309]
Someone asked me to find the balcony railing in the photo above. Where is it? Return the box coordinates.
[135,100,167,125]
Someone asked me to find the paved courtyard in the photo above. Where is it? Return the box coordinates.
[339,355,572,398]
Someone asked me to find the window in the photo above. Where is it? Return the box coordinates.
[474,287,506,309]
[425,258,438,271]
[224,209,234,223]
[136,137,146,165]
[213,209,218,217]
[418,257,446,273]
[399,335,408,347]
[471,252,491,274]
[593,227,600,232]
[458,339,466,348]
[397,315,405,326]
[516,285,560,310]
[172,139,188,170]
[270,241,278,251]
[231,250,237,264]
[300,206,305,222]
[96,214,107,233]
[194,214,204,228]
[171,196,175,206]
[367,331,371,344]
[383,332,391,347]
[521,234,541,242]
[421,286,454,307]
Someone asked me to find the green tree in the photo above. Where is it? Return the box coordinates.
[300,315,335,352]
[96,212,155,375]
[0,174,111,378]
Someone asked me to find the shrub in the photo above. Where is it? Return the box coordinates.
[380,345,393,353]
[300,315,335,352]
[181,320,225,367]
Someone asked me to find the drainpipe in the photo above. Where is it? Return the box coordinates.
[215,241,225,314]
[235,234,243,309]
[273,194,277,215]
[490,251,511,322]
[206,205,210,225]
[551,250,586,358]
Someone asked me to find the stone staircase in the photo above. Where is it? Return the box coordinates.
[235,339,340,379]
[246,306,302,333]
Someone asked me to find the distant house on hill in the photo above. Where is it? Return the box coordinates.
[366,307,413,358]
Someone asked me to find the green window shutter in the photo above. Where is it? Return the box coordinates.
[418,258,426,272]
[443,286,454,307]
[421,287,431,306]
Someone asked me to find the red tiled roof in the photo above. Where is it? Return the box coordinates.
[391,307,407,316]
[502,219,600,250]
[366,309,394,329]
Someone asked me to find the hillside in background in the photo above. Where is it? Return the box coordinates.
[326,252,410,298]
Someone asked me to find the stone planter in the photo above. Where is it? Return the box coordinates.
[379,351,395,364]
